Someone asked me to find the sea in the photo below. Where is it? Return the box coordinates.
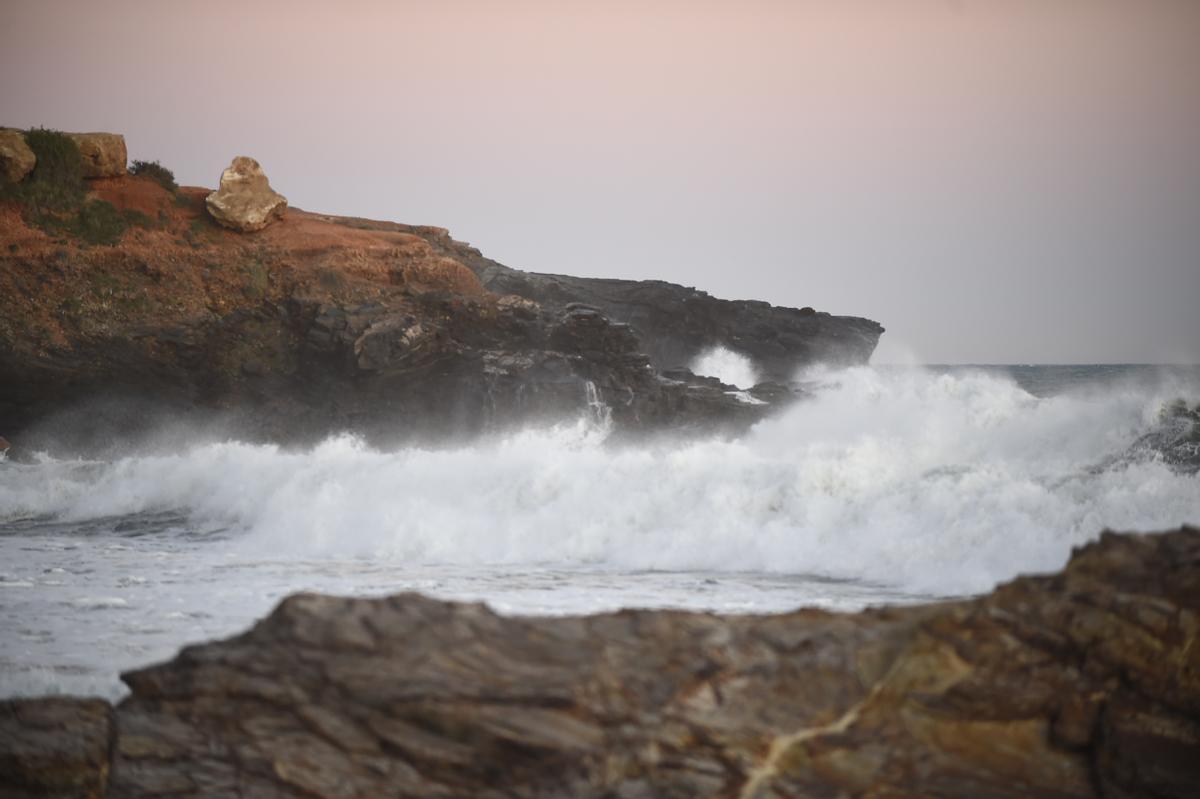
[1,361,1198,701]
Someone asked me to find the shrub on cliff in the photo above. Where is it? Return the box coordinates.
[129,159,177,193]
[73,200,127,245]
[3,128,86,212]
[29,199,128,246]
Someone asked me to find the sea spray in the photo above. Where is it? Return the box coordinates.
[690,345,760,388]
[2,366,1196,596]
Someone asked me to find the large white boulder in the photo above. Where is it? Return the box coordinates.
[205,156,287,232]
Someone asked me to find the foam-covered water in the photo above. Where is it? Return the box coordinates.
[1,364,1197,699]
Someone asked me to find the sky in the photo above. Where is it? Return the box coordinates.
[3,0,1198,363]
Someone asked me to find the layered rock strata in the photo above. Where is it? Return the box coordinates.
[1,527,1196,797]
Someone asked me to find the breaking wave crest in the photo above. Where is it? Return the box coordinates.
[2,366,1197,595]
[690,345,760,388]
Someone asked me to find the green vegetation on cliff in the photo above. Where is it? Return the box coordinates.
[1,128,138,245]
[129,159,177,193]
[2,127,86,212]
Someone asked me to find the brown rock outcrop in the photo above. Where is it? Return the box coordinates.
[0,698,113,798]
[0,128,36,183]
[65,132,127,178]
[204,155,287,232]
[1,527,1196,797]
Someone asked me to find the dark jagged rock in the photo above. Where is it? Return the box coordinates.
[2,527,1197,797]
[283,291,771,443]
[1,182,878,452]
[450,251,883,381]
[1126,399,1200,473]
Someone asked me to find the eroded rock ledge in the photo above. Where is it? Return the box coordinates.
[2,527,1198,797]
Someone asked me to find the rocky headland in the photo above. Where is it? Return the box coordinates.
[0,128,882,453]
[1,526,1197,797]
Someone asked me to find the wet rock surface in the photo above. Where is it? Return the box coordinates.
[2,527,1197,797]
[1127,399,1200,473]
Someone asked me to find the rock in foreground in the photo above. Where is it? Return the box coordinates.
[205,155,287,232]
[0,698,112,798]
[1129,399,1200,473]
[2,527,1197,797]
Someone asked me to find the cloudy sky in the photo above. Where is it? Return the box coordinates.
[3,0,1197,363]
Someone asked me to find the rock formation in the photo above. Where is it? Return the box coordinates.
[470,262,883,381]
[1130,399,1200,473]
[65,132,127,178]
[205,156,287,232]
[0,128,36,183]
[0,173,877,451]
[1,526,1196,797]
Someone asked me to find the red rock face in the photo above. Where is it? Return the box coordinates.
[1,527,1196,797]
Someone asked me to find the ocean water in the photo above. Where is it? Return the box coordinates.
[1,363,1198,701]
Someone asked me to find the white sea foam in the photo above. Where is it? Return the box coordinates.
[1,366,1196,596]
[70,597,129,610]
[691,345,760,388]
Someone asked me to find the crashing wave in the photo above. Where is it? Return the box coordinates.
[1,367,1196,596]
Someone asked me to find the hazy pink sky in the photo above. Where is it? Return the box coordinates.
[3,0,1198,362]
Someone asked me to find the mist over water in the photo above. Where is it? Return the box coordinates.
[1,364,1198,699]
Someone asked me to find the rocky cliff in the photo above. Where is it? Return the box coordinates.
[1,526,1197,797]
[409,232,882,383]
[0,168,881,452]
